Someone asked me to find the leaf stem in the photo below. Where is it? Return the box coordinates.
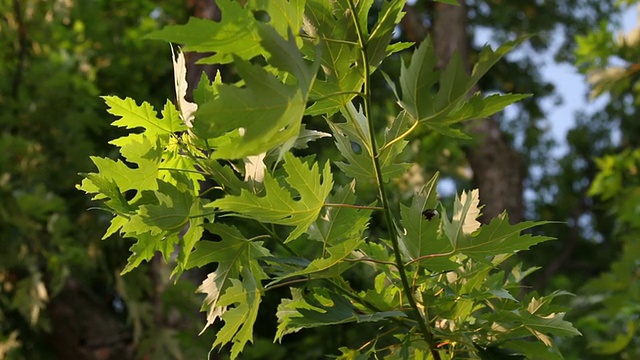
[344,257,398,268]
[298,33,359,46]
[311,91,363,103]
[324,203,383,211]
[158,167,206,175]
[378,118,420,155]
[405,250,456,266]
[346,1,440,358]
[258,223,298,257]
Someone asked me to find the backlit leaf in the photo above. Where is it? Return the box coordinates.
[210,152,333,242]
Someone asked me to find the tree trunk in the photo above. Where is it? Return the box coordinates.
[184,0,221,99]
[430,1,525,223]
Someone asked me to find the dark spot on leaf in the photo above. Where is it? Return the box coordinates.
[350,141,362,154]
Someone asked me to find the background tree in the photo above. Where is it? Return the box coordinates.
[560,2,640,357]
[2,0,638,359]
[0,1,212,359]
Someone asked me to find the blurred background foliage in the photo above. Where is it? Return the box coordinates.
[0,0,638,359]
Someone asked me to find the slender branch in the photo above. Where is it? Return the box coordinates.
[324,203,384,211]
[346,1,440,358]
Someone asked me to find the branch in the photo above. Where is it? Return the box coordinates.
[346,1,441,358]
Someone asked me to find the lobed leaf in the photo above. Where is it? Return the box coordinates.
[275,287,405,341]
[210,152,333,243]
[396,36,527,136]
[194,26,319,159]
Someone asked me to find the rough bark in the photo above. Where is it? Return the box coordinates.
[430,2,525,223]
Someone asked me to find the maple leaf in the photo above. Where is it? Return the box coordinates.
[121,231,180,274]
[104,97,186,148]
[209,152,333,242]
[399,173,459,271]
[276,287,405,341]
[395,36,529,137]
[190,223,270,357]
[211,277,262,359]
[303,0,409,116]
[145,0,306,64]
[456,213,555,261]
[193,26,319,159]
[329,104,408,186]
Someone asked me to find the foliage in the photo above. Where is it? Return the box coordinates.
[78,1,580,359]
[561,7,640,358]
[0,0,211,358]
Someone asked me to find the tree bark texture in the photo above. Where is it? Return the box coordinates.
[184,0,221,100]
[430,1,525,223]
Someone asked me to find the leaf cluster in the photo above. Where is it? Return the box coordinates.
[78,0,579,358]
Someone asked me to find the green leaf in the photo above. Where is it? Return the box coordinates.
[367,0,407,67]
[399,173,458,271]
[522,312,582,339]
[329,104,407,186]
[442,93,531,123]
[378,111,412,179]
[193,223,270,353]
[303,1,365,116]
[198,158,245,195]
[292,124,331,150]
[186,223,271,270]
[275,287,405,341]
[104,97,185,147]
[210,276,262,359]
[82,174,134,215]
[307,183,372,246]
[500,340,565,360]
[145,3,260,64]
[172,213,204,279]
[275,237,362,281]
[210,153,333,242]
[146,0,306,65]
[139,180,194,234]
[361,273,402,312]
[194,26,318,159]
[121,232,179,274]
[457,213,555,260]
[397,36,527,135]
[78,154,159,195]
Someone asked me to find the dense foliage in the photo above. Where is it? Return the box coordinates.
[3,0,639,359]
[77,1,580,358]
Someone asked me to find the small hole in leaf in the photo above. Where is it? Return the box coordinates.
[253,10,270,22]
[350,141,362,154]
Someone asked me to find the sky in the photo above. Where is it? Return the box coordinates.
[436,4,639,197]
[529,5,638,156]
